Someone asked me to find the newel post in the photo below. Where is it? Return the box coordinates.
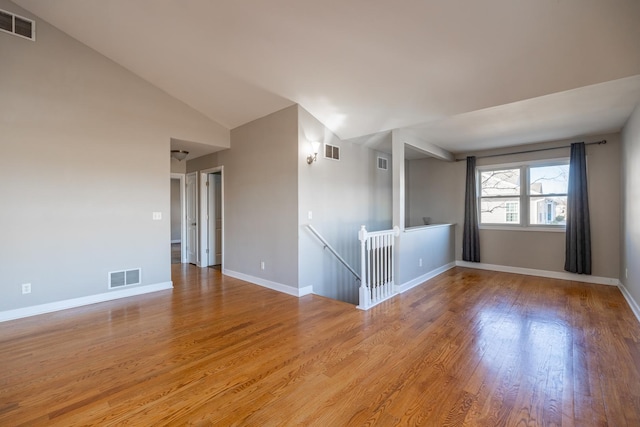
[358,225,370,309]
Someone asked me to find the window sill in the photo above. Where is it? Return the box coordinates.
[479,225,566,233]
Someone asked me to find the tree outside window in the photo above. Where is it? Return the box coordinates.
[478,160,569,228]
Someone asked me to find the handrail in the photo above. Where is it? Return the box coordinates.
[358,225,400,310]
[305,224,361,281]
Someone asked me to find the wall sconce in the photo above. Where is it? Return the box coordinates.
[171,150,189,161]
[307,141,321,164]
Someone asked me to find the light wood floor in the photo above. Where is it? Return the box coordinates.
[1,266,639,426]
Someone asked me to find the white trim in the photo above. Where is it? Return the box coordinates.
[455,261,619,286]
[185,172,198,265]
[199,167,224,269]
[0,282,173,323]
[356,261,456,310]
[618,281,640,324]
[170,173,186,263]
[479,225,565,233]
[223,269,313,297]
[395,262,457,293]
[356,291,397,310]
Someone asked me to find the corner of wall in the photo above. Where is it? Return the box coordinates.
[620,102,640,317]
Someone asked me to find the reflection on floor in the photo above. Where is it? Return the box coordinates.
[3,266,639,424]
[171,243,181,264]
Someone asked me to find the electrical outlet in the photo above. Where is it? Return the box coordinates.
[21,283,31,294]
[260,261,265,270]
[419,258,423,267]
[308,211,313,220]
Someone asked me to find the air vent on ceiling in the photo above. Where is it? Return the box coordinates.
[377,157,388,170]
[109,268,142,289]
[0,9,35,41]
[324,143,340,161]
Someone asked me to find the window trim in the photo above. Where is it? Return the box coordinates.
[477,158,569,232]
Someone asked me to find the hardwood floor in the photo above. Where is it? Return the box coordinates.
[1,266,639,426]
[171,243,181,264]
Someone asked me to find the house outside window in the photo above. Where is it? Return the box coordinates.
[505,201,519,223]
[478,159,569,230]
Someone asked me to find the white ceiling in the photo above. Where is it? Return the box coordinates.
[13,0,640,154]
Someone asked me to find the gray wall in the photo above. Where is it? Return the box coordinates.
[396,225,455,285]
[170,179,181,242]
[621,103,640,306]
[170,158,186,174]
[407,157,462,228]
[298,107,392,304]
[0,0,229,312]
[188,106,300,288]
[406,133,621,278]
[188,105,391,302]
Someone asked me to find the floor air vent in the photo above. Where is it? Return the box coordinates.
[109,268,142,289]
[0,9,35,41]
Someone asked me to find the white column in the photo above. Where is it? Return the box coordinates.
[391,130,405,231]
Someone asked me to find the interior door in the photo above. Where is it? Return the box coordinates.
[186,172,198,265]
[207,173,215,266]
[206,173,222,266]
[214,173,222,265]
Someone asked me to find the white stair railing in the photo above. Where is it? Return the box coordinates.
[358,225,400,310]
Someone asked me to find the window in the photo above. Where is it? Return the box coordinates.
[528,163,568,226]
[479,168,520,225]
[505,201,519,223]
[478,159,569,229]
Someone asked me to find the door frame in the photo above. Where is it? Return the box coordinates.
[186,172,198,265]
[170,173,187,263]
[199,166,224,269]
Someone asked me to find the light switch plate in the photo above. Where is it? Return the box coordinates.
[152,212,162,220]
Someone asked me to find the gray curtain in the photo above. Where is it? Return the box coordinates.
[462,156,480,262]
[565,142,591,274]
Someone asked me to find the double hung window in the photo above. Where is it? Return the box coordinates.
[478,160,569,229]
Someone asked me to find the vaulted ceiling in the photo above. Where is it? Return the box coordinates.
[13,0,640,154]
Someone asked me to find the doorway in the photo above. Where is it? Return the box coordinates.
[199,167,224,269]
[170,173,186,264]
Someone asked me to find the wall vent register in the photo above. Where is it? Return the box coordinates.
[109,268,142,289]
[324,143,340,160]
[0,9,35,41]
[377,157,388,170]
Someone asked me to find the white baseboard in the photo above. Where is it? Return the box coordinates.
[455,261,619,286]
[171,240,181,244]
[0,281,173,323]
[356,292,397,310]
[396,262,457,294]
[222,269,313,297]
[618,281,640,324]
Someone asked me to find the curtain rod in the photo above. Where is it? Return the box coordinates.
[455,139,607,161]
